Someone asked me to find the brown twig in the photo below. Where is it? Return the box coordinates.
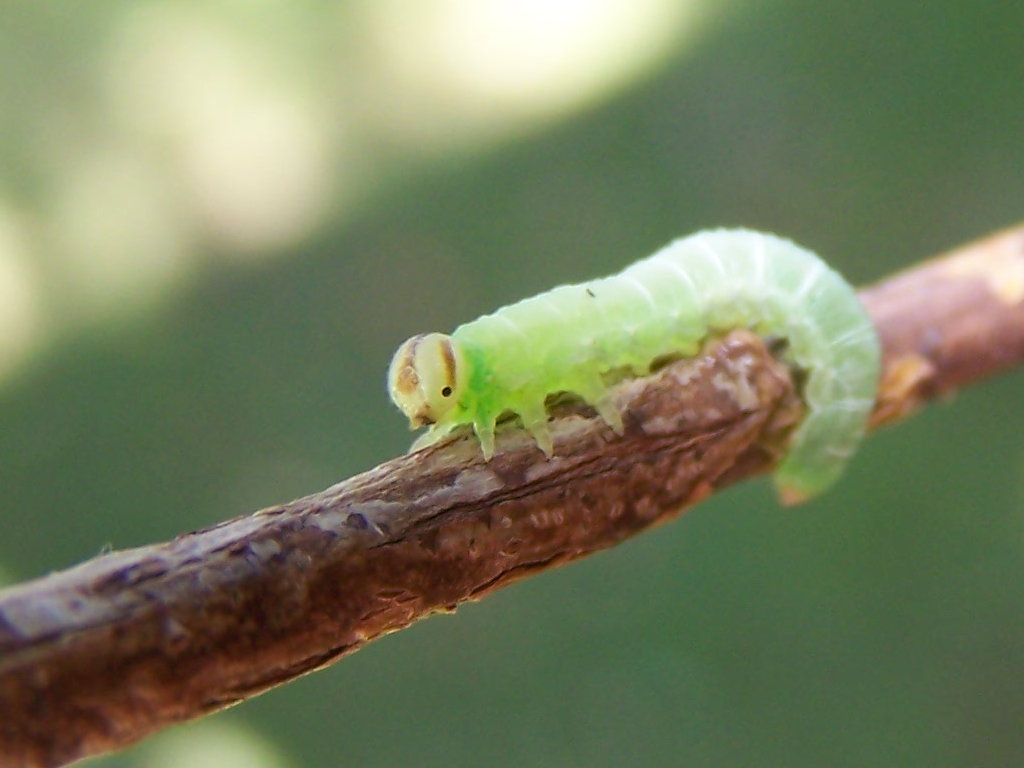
[2,224,1023,768]
[860,225,1024,424]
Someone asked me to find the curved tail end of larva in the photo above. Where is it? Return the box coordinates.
[775,483,814,507]
[772,467,831,507]
[770,432,862,506]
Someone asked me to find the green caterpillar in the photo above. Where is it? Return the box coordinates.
[388,229,881,502]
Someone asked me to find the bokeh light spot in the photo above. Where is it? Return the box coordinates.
[0,203,43,381]
[105,4,336,256]
[357,0,704,147]
[142,719,293,768]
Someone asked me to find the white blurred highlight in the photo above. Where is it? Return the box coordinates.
[358,0,700,146]
[0,205,42,381]
[143,720,292,768]
[105,6,335,255]
[49,150,194,316]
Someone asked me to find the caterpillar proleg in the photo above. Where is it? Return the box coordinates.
[388,229,881,502]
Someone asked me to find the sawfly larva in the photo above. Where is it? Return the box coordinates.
[388,228,881,502]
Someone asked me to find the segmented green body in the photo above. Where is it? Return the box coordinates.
[398,229,881,501]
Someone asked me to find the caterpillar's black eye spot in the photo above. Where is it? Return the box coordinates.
[441,386,453,397]
[585,287,596,298]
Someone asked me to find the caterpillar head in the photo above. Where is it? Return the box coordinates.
[388,333,468,428]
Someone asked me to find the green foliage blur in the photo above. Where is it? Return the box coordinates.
[1,0,1023,765]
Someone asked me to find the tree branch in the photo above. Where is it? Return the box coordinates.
[2,224,1023,768]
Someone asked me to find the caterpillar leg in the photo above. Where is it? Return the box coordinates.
[410,425,450,452]
[574,378,625,435]
[593,397,624,435]
[473,419,497,460]
[518,405,554,456]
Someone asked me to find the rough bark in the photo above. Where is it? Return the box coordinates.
[1,224,1023,768]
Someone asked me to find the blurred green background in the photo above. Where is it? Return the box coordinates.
[2,0,1023,765]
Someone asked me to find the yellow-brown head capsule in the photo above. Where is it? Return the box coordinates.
[388,333,467,428]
